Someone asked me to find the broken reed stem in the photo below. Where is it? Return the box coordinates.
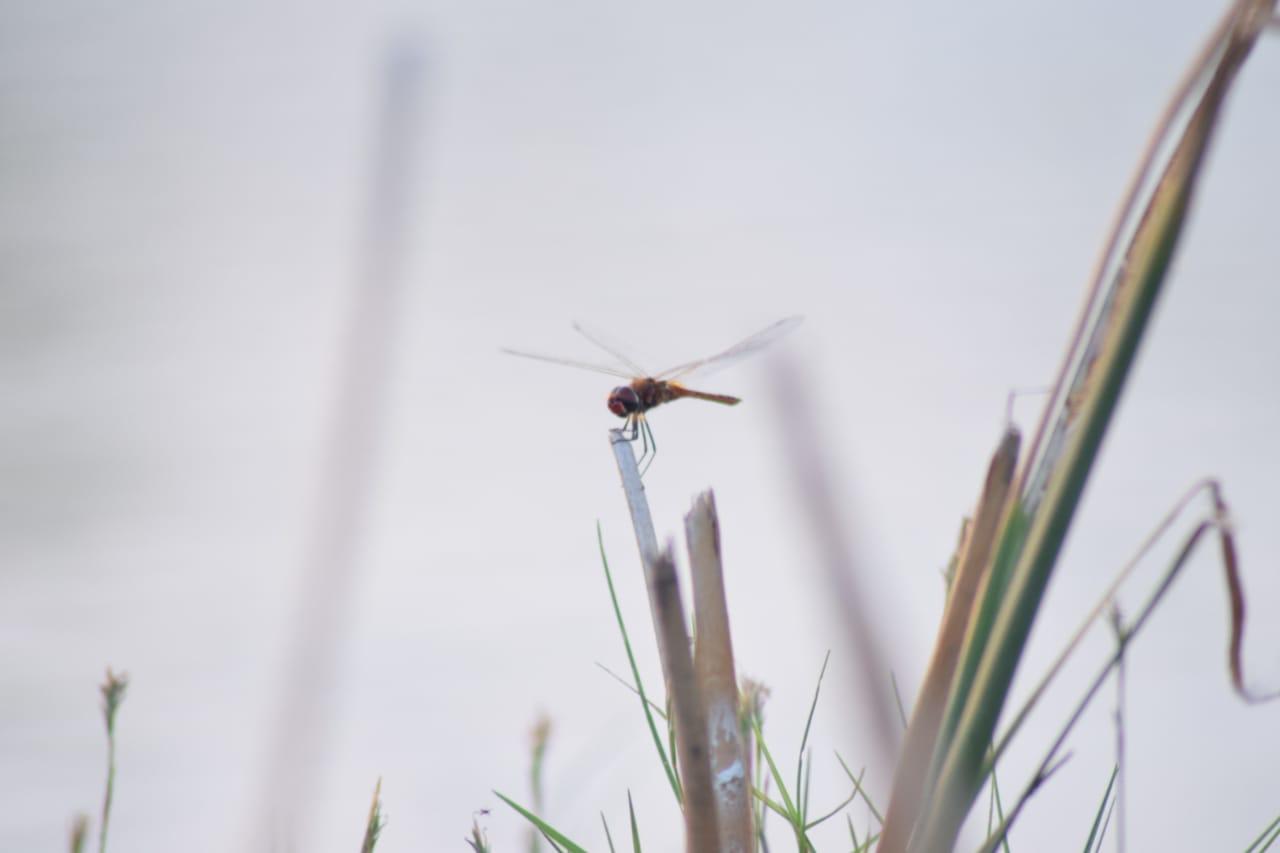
[651,546,722,853]
[686,491,753,852]
[878,428,1020,853]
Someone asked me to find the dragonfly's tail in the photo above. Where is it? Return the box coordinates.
[670,386,741,406]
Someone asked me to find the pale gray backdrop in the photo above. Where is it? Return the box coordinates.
[3,1,1278,850]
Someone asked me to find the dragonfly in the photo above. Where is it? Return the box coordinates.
[502,316,803,472]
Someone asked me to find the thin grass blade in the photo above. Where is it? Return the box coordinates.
[1081,766,1119,853]
[596,525,682,803]
[493,792,589,853]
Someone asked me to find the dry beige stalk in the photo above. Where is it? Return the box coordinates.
[687,491,753,853]
[651,546,722,853]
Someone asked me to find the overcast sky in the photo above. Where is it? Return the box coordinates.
[3,1,1278,850]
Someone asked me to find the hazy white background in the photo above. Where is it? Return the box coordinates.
[3,0,1278,850]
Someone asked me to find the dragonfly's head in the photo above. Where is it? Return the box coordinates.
[607,385,640,418]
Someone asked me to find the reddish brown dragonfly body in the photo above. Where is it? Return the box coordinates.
[503,316,802,471]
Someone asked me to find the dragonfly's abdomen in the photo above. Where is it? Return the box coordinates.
[630,379,740,413]
[667,384,741,407]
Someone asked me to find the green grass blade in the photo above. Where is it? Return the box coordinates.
[360,779,386,853]
[530,717,551,853]
[627,790,642,853]
[801,749,814,823]
[803,785,858,831]
[1245,812,1280,853]
[795,652,831,808]
[593,663,669,720]
[834,752,884,826]
[925,508,1030,797]
[596,524,682,803]
[749,715,796,818]
[912,7,1274,849]
[752,787,790,819]
[69,816,89,853]
[601,813,617,853]
[97,669,128,853]
[494,791,589,853]
[990,760,1010,853]
[889,671,908,729]
[1081,766,1119,853]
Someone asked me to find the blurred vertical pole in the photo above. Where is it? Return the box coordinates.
[255,40,426,844]
[769,356,900,774]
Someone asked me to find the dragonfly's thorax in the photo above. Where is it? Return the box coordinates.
[608,378,682,418]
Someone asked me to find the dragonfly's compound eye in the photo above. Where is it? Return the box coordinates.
[607,386,640,417]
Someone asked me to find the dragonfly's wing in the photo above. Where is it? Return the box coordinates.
[571,321,651,378]
[500,347,635,379]
[656,315,804,381]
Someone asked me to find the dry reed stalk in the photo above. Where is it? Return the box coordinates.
[686,491,753,852]
[652,546,722,852]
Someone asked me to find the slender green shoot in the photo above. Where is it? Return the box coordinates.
[596,524,681,803]
[750,715,796,817]
[529,716,552,853]
[593,664,669,719]
[742,679,771,849]
[987,755,1011,853]
[627,790,642,853]
[801,749,814,825]
[747,710,883,851]
[805,767,861,831]
[600,813,616,853]
[69,815,89,853]
[749,714,804,850]
[834,752,884,826]
[1245,811,1280,853]
[889,671,909,729]
[847,813,880,853]
[1081,766,1119,853]
[97,669,128,853]
[795,652,831,814]
[360,778,386,853]
[465,813,491,853]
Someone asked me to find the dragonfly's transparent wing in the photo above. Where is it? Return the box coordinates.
[655,315,804,382]
[500,347,635,379]
[571,321,651,378]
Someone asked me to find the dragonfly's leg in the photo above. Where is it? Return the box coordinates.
[637,416,649,465]
[638,417,657,477]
